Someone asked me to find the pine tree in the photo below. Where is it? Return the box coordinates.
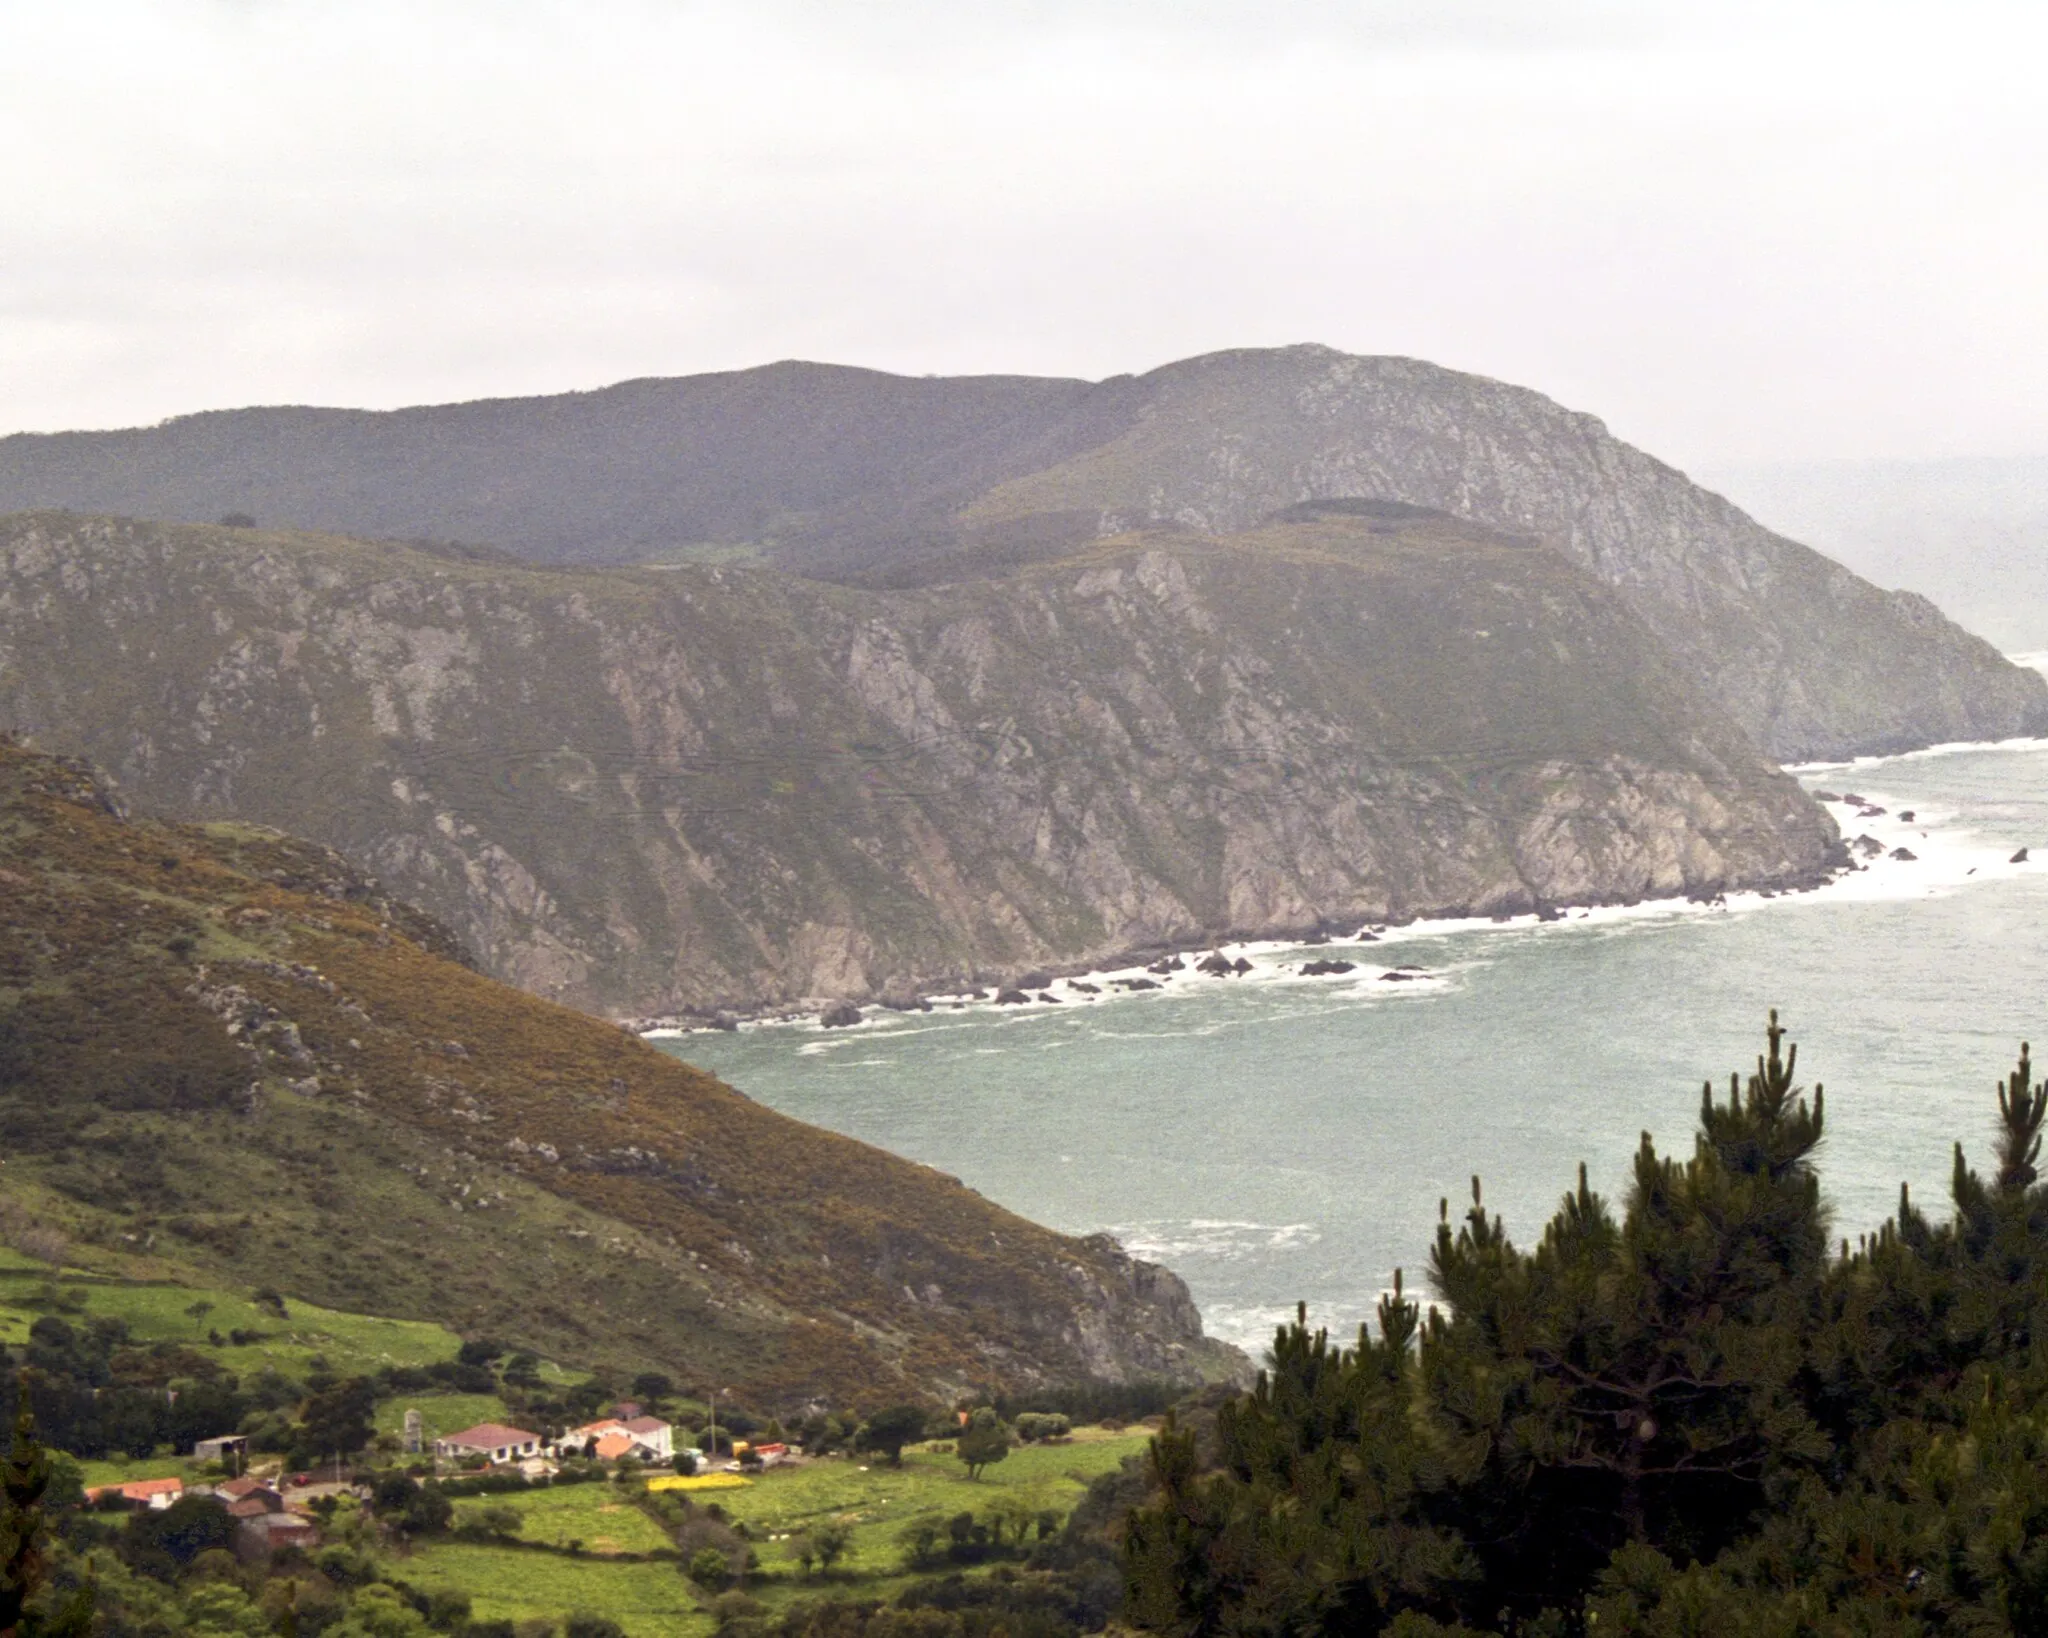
[1422,1013,1830,1572]
[0,1379,91,1638]
[1123,1025,2048,1634]
[1123,1286,1472,1636]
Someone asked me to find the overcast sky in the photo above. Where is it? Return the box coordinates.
[2,0,2043,466]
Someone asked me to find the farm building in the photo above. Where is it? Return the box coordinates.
[434,1422,542,1464]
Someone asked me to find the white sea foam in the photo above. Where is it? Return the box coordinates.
[1105,1219,1325,1263]
[647,738,2047,1041]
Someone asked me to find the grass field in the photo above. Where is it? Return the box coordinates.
[400,1429,1154,1634]
[373,1393,514,1443]
[712,1434,1149,1580]
[449,1483,675,1556]
[0,1267,462,1376]
[394,1543,705,1638]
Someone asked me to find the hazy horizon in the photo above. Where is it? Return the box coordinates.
[6,1,2047,471]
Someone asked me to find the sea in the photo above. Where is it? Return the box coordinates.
[652,680,2048,1359]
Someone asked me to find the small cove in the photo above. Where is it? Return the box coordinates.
[656,738,2048,1354]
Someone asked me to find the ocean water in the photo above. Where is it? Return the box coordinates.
[652,734,2048,1356]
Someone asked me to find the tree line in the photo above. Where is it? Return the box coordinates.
[1123,1014,2048,1633]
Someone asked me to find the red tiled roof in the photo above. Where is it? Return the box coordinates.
[593,1432,634,1461]
[87,1477,183,1503]
[439,1423,539,1448]
[567,1419,628,1440]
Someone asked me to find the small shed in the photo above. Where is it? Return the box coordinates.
[193,1434,250,1464]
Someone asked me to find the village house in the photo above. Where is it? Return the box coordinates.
[212,1476,286,1515]
[433,1422,542,1465]
[192,1434,249,1465]
[558,1414,674,1464]
[84,1477,184,1512]
[621,1415,674,1461]
[239,1511,321,1553]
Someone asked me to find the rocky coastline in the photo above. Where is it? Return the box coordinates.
[629,849,1855,1035]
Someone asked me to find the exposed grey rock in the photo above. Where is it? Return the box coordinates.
[0,509,1843,1016]
[3,346,2037,761]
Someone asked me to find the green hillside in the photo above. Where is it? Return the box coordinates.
[0,735,1240,1406]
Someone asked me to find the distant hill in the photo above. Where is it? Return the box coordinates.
[1,346,2040,759]
[0,508,1840,1015]
[0,735,1244,1406]
[1706,456,2048,655]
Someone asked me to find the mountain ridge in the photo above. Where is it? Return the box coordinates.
[0,344,2037,760]
[0,508,1841,1015]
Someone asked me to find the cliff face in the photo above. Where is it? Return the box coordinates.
[0,509,1837,1014]
[0,735,1243,1404]
[954,348,2048,762]
[0,346,2039,761]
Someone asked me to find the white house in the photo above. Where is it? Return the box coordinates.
[434,1422,542,1464]
[559,1415,674,1464]
[619,1416,674,1462]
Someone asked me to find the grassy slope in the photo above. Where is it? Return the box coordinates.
[0,739,1239,1405]
[401,1432,1152,1637]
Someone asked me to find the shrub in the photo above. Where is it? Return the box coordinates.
[954,1409,1010,1480]
[853,1404,929,1466]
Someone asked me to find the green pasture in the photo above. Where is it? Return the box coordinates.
[373,1393,513,1443]
[395,1543,708,1638]
[711,1434,1151,1581]
[0,1267,460,1376]
[449,1483,674,1556]
[403,1429,1152,1631]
